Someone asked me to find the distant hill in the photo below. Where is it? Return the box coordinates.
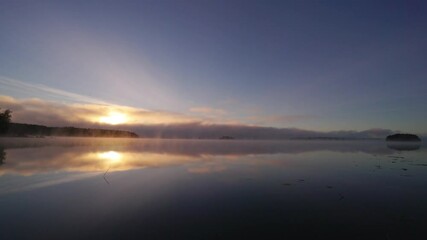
[5,123,138,138]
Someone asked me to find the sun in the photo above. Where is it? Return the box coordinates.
[98,151,122,163]
[99,112,127,125]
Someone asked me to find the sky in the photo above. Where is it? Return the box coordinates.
[0,0,426,136]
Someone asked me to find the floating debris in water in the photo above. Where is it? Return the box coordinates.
[410,164,427,166]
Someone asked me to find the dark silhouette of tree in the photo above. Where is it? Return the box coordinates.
[0,148,5,166]
[0,109,12,134]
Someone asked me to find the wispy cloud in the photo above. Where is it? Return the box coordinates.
[189,107,227,117]
[0,77,247,126]
[0,76,109,105]
[247,114,314,125]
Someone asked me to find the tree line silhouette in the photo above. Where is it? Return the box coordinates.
[0,108,138,138]
[0,108,12,134]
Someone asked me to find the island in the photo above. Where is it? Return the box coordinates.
[386,133,421,142]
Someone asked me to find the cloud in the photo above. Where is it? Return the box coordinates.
[247,114,314,125]
[0,95,200,127]
[0,95,396,139]
[0,76,109,104]
[129,123,394,139]
[189,107,227,116]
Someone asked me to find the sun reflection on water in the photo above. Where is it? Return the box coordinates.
[0,147,264,176]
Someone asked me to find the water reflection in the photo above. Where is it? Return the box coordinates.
[0,137,403,155]
[387,142,421,151]
[0,138,424,177]
[0,149,199,175]
[0,138,426,239]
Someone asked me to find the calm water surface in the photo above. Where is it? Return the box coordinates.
[0,138,426,239]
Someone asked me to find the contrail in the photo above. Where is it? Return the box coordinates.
[0,76,111,105]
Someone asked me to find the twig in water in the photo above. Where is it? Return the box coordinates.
[103,167,111,185]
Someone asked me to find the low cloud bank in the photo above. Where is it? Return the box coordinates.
[1,95,396,139]
[0,95,198,126]
[128,123,394,139]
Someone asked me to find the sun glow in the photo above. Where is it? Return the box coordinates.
[99,112,127,125]
[97,151,123,163]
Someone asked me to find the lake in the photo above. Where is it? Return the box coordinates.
[0,138,426,239]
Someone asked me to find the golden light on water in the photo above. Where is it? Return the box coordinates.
[0,149,236,175]
[99,112,127,125]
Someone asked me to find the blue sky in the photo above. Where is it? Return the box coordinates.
[1,0,426,133]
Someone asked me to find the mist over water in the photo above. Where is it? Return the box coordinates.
[1,0,427,238]
[0,138,426,239]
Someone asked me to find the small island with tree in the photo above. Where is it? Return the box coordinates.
[386,133,421,142]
